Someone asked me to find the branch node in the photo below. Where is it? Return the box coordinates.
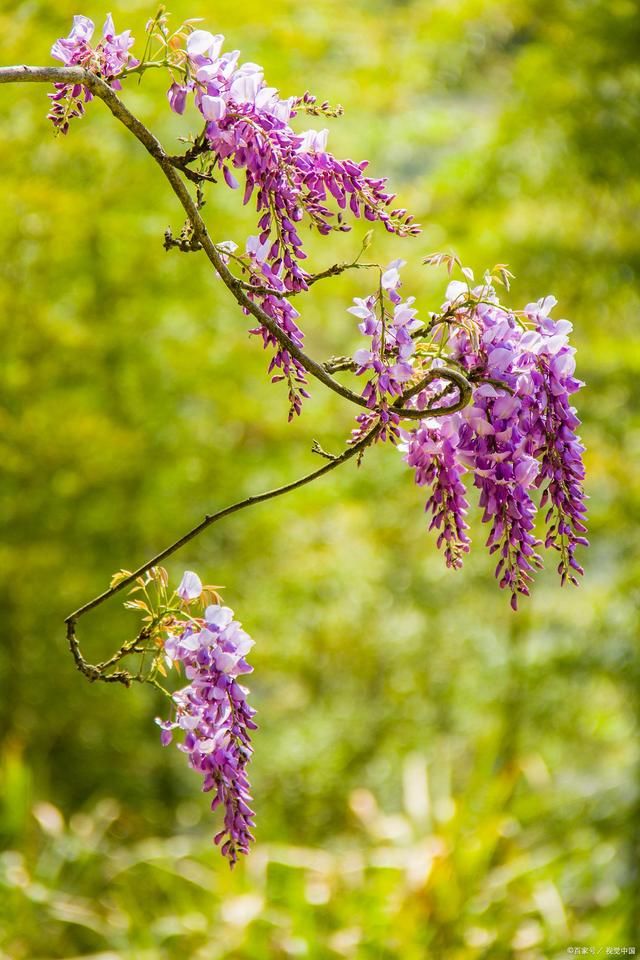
[311,439,338,461]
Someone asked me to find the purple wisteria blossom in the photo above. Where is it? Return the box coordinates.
[157,578,257,866]
[161,26,418,409]
[386,267,588,608]
[45,16,587,610]
[48,14,138,133]
[47,14,419,414]
[405,418,471,569]
[348,259,422,442]
[243,236,310,420]
[176,569,203,600]
[168,29,418,276]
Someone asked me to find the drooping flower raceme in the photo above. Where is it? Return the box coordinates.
[168,25,419,414]
[405,417,472,570]
[170,28,419,272]
[347,259,422,443]
[350,260,420,404]
[44,16,588,602]
[48,14,138,133]
[243,235,310,420]
[390,269,588,609]
[149,571,257,866]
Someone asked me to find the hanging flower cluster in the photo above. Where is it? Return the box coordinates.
[166,28,419,268]
[347,258,422,442]
[350,260,421,404]
[391,269,588,609]
[243,235,310,420]
[121,567,256,866]
[48,15,137,133]
[158,571,257,866]
[48,12,419,417]
[165,22,419,414]
[45,13,588,611]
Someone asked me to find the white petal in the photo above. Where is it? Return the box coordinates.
[214,650,237,673]
[353,348,373,366]
[271,98,295,122]
[299,129,329,152]
[537,294,557,315]
[71,15,95,41]
[445,280,468,303]
[177,570,202,600]
[381,266,400,290]
[255,86,279,109]
[201,95,226,121]
[180,633,201,652]
[205,605,234,629]
[234,61,263,76]
[229,73,262,103]
[187,30,224,59]
[234,632,255,656]
[102,14,115,38]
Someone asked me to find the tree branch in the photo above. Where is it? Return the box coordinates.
[0,65,472,422]
[64,423,382,683]
[396,366,472,412]
[0,66,373,410]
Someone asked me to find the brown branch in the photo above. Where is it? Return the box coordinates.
[323,355,358,374]
[64,424,382,683]
[231,259,379,301]
[306,259,379,289]
[0,66,471,422]
[67,622,146,686]
[397,366,472,410]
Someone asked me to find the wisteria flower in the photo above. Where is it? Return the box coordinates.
[48,13,137,133]
[177,570,203,601]
[156,576,257,866]
[398,265,588,608]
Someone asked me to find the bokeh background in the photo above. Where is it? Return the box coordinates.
[1,0,639,957]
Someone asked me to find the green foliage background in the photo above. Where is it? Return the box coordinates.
[1,1,639,957]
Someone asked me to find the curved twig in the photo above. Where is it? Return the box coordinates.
[395,366,472,414]
[65,424,381,681]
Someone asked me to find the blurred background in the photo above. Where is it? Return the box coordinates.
[1,0,639,957]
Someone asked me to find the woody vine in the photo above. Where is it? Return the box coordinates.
[0,11,587,866]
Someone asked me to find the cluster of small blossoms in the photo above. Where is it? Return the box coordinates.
[400,272,588,608]
[48,14,419,415]
[48,15,137,133]
[405,418,471,569]
[156,571,257,866]
[348,260,422,443]
[164,26,419,412]
[46,17,588,609]
[243,235,310,419]
[168,28,418,289]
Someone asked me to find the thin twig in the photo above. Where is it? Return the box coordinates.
[64,424,382,684]
[323,356,358,374]
[65,423,380,625]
